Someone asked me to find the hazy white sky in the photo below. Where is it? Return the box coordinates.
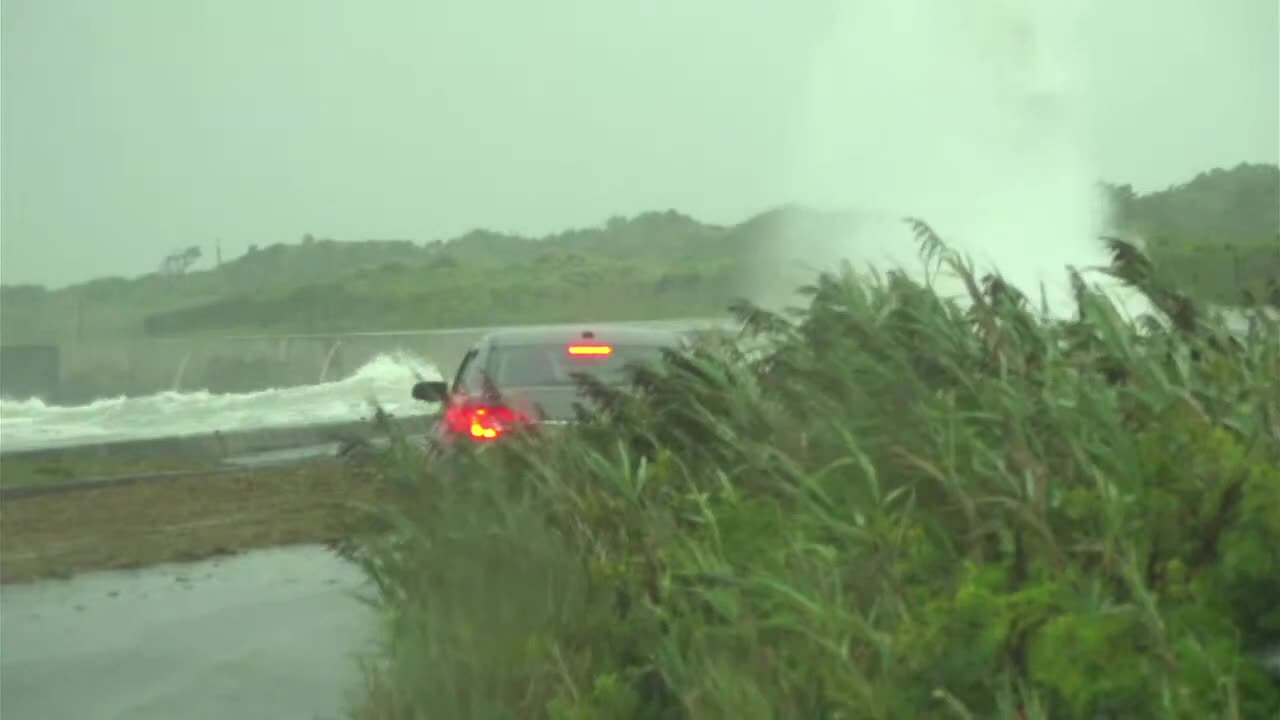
[2,0,1277,287]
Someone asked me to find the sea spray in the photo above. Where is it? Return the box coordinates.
[767,0,1149,319]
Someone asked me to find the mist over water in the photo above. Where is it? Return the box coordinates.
[770,0,1145,318]
[0,353,443,453]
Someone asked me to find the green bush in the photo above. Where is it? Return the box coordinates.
[343,221,1280,720]
[1146,238,1280,308]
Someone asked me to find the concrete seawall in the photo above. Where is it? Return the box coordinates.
[3,317,736,403]
[49,331,482,401]
[0,412,438,466]
[0,345,60,400]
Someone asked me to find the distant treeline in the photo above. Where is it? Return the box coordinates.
[1,164,1276,344]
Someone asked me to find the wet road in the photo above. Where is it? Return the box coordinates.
[0,545,376,720]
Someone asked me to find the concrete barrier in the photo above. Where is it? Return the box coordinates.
[0,413,438,465]
[40,317,738,403]
[0,344,60,400]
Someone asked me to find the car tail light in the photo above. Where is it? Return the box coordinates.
[567,343,613,356]
[443,403,526,441]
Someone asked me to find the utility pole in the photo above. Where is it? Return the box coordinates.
[216,238,223,267]
[1231,245,1241,300]
[74,292,84,342]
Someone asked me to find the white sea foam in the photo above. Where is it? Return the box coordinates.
[0,352,443,453]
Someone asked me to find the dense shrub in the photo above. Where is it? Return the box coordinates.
[343,221,1280,719]
[1146,238,1280,308]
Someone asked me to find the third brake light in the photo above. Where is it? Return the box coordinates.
[566,344,613,356]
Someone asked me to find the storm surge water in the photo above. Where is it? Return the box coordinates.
[0,353,443,453]
[771,0,1145,318]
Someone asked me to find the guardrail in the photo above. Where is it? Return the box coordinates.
[3,316,745,404]
[214,316,741,341]
[0,413,435,500]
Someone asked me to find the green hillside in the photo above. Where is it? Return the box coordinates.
[1,164,1275,344]
[1108,162,1279,306]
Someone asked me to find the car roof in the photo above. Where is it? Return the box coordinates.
[479,324,686,349]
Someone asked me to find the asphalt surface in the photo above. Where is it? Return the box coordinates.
[0,544,376,720]
[221,442,350,467]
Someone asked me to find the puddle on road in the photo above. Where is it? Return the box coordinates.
[1,544,379,720]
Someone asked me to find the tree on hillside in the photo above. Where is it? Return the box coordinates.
[160,246,202,276]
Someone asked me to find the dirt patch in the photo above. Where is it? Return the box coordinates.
[0,461,385,584]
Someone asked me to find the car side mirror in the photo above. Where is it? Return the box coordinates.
[411,380,449,403]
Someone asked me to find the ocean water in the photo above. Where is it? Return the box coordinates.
[0,352,443,454]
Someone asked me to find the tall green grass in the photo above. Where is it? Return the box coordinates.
[342,221,1280,719]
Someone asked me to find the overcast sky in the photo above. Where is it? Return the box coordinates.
[2,0,1277,287]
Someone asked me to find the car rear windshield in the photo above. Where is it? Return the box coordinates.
[486,343,669,387]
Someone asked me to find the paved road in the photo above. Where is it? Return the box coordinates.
[1,545,376,720]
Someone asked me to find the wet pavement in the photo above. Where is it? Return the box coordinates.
[221,442,347,468]
[0,544,376,720]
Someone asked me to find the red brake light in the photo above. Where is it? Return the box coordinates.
[567,344,613,356]
[443,404,526,441]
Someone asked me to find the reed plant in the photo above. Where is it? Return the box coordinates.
[345,221,1280,720]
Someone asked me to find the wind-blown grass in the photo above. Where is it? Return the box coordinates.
[342,221,1280,719]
